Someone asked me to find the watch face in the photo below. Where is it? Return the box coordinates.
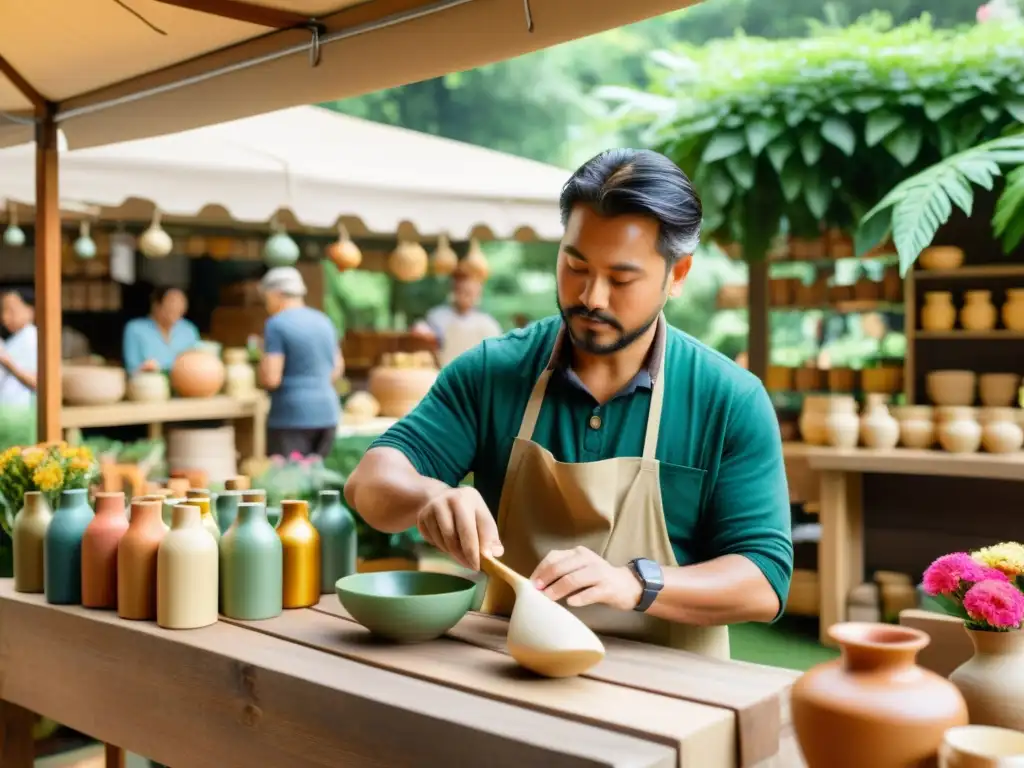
[634,558,664,588]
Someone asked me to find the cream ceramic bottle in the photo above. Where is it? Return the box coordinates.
[157,503,219,629]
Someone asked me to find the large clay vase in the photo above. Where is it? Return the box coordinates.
[81,491,129,609]
[277,500,321,609]
[157,503,219,629]
[44,488,94,605]
[118,499,168,620]
[12,491,52,593]
[950,629,1024,731]
[220,502,283,620]
[170,347,226,398]
[792,622,968,768]
[215,490,241,532]
[310,489,358,594]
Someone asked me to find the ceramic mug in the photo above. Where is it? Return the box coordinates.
[940,726,1024,768]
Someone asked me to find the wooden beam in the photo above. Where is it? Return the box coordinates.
[0,53,46,112]
[35,107,62,443]
[747,260,769,381]
[153,0,311,28]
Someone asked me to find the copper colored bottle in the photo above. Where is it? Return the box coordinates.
[277,500,321,609]
[118,499,169,620]
[82,492,129,609]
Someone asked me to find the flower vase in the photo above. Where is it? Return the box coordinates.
[118,498,168,620]
[311,490,358,593]
[215,490,241,532]
[278,500,321,608]
[157,503,219,629]
[220,501,283,620]
[44,488,94,605]
[81,491,129,609]
[12,491,52,593]
[950,629,1024,731]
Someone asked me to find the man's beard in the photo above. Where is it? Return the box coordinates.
[557,297,662,356]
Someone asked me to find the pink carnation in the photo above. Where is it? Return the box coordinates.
[977,3,992,22]
[289,451,305,461]
[963,580,1024,630]
[922,552,1008,596]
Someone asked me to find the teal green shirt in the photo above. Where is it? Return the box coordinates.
[371,316,793,611]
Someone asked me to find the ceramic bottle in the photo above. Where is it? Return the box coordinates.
[1003,289,1024,331]
[980,408,1024,454]
[950,628,1024,731]
[224,475,251,491]
[81,492,129,609]
[44,488,94,605]
[160,496,185,527]
[12,491,53,593]
[938,407,983,454]
[215,490,241,532]
[311,489,358,593]
[922,291,957,331]
[241,489,266,504]
[859,394,900,450]
[220,501,283,620]
[118,498,168,620]
[278,499,321,608]
[191,496,221,541]
[157,503,219,629]
[960,290,997,332]
[824,402,860,449]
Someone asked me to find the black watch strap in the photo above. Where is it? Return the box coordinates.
[629,557,664,613]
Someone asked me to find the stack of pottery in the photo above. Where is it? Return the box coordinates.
[892,406,936,449]
[223,348,256,398]
[803,395,855,447]
[169,343,226,398]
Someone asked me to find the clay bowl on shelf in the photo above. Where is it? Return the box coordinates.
[978,373,1021,408]
[62,364,127,406]
[927,370,977,407]
[919,245,964,271]
[336,571,477,643]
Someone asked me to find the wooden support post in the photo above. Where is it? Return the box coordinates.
[104,743,126,768]
[818,469,864,646]
[0,701,35,768]
[747,260,769,382]
[35,106,62,443]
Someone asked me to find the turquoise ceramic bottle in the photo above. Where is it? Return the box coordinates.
[311,490,358,593]
[219,501,283,620]
[44,488,94,605]
[215,490,241,533]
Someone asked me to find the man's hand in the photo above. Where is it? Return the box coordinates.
[531,546,642,611]
[416,486,503,571]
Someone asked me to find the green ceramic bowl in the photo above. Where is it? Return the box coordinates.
[336,571,477,643]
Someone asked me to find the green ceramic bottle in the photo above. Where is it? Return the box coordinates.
[219,501,283,620]
[215,490,241,532]
[44,488,94,605]
[311,490,358,594]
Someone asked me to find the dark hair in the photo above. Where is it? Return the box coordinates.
[559,148,702,263]
[151,285,184,305]
[4,286,34,307]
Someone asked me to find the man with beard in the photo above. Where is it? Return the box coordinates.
[345,149,791,658]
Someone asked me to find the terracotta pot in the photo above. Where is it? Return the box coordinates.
[861,366,903,395]
[793,366,825,392]
[979,374,1021,408]
[792,622,968,768]
[928,370,977,407]
[827,367,857,393]
[81,492,129,609]
[170,347,226,398]
[922,291,957,332]
[852,277,882,302]
[920,246,964,271]
[62,365,126,405]
[950,629,1024,731]
[789,236,827,260]
[326,226,362,271]
[961,291,997,332]
[1002,289,1024,331]
[828,230,854,259]
[368,366,439,418]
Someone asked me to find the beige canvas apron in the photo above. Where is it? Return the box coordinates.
[480,318,730,659]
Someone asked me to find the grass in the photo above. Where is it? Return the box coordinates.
[731,615,838,671]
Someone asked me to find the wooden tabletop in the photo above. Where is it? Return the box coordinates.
[0,582,803,768]
[782,442,1024,481]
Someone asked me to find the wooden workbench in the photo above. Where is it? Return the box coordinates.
[0,582,803,768]
[783,442,1024,645]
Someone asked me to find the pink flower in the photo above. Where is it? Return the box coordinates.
[923,552,1008,596]
[963,580,1024,630]
[270,454,285,466]
[289,451,305,461]
[977,3,992,21]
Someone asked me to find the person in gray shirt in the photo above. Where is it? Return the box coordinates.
[258,267,343,458]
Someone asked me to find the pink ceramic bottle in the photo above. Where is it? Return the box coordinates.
[81,492,129,609]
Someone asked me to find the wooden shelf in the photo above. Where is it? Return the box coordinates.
[62,394,267,429]
[916,330,1024,340]
[783,442,1024,481]
[770,300,903,313]
[914,264,1024,280]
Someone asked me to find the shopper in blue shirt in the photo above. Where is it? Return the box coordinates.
[258,267,343,459]
[122,287,200,373]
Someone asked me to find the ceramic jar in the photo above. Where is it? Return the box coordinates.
[157,503,219,629]
[215,490,241,532]
[894,406,935,450]
[792,622,968,768]
[170,347,226,398]
[223,348,256,398]
[61,365,127,406]
[801,395,856,446]
[127,371,170,402]
[81,492,129,609]
[278,500,322,609]
[938,407,983,454]
[920,246,964,271]
[1003,289,1024,331]
[12,491,53,593]
[950,629,1024,731]
[922,292,957,332]
[311,490,358,593]
[979,373,1021,408]
[960,290,997,332]
[928,370,978,407]
[220,501,283,620]
[118,498,168,620]
[44,488,94,605]
[980,408,1024,454]
[860,394,900,450]
[825,407,860,449]
[368,367,439,418]
[940,725,1024,768]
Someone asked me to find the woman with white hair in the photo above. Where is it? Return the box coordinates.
[258,267,343,458]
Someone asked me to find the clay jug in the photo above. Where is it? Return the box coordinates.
[157,503,219,629]
[81,492,129,609]
[220,501,283,620]
[922,292,957,331]
[170,347,226,398]
[278,500,321,609]
[950,629,1024,731]
[825,406,860,448]
[44,488,94,605]
[311,490,358,593]
[191,496,221,541]
[895,405,935,450]
[792,622,968,768]
[981,409,1024,454]
[1003,289,1024,331]
[939,408,983,454]
[118,499,168,620]
[860,395,900,450]
[12,491,52,593]
[961,291,997,332]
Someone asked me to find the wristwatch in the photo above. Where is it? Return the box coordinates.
[628,557,664,612]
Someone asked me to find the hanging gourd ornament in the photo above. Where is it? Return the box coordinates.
[462,237,489,282]
[388,239,429,282]
[326,223,362,271]
[139,209,173,259]
[3,205,25,248]
[263,220,300,268]
[431,233,458,276]
[73,221,97,260]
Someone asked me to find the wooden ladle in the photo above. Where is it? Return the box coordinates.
[482,554,605,678]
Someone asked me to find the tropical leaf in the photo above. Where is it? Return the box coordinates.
[993,165,1024,252]
[821,117,856,156]
[701,131,747,163]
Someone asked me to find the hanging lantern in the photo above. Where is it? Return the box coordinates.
[325,223,362,271]
[263,220,300,267]
[431,233,458,276]
[2,204,25,248]
[139,209,173,259]
[73,221,97,260]
[388,239,429,282]
[461,237,489,282]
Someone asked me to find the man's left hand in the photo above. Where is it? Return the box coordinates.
[530,546,642,611]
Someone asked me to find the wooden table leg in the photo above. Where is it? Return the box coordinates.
[105,743,126,768]
[0,702,35,768]
[818,469,864,646]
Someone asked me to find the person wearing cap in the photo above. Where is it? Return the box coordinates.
[0,287,37,405]
[258,266,343,458]
[122,286,201,374]
[412,269,503,367]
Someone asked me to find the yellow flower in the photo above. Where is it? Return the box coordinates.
[32,462,65,494]
[69,457,92,472]
[973,542,1024,577]
[0,446,20,473]
[22,448,45,470]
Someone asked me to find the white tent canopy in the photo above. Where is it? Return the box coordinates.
[0,105,572,241]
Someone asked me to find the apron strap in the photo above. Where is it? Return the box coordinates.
[642,315,667,461]
[517,325,566,441]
